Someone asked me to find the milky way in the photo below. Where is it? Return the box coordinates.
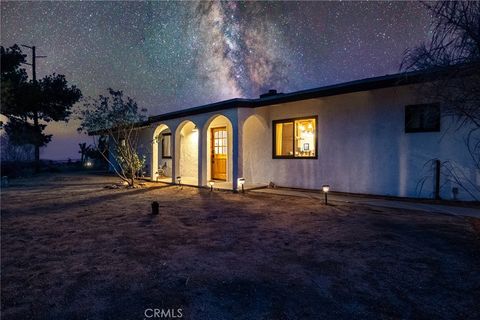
[193,1,291,98]
[1,1,433,159]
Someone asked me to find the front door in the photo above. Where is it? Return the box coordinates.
[211,127,227,181]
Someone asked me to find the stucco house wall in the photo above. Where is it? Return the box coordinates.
[240,85,478,200]
[120,74,479,201]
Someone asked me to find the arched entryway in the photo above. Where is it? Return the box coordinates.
[242,114,269,185]
[152,124,172,182]
[175,120,199,185]
[204,115,233,186]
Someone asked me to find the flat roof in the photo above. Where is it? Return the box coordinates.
[148,65,471,124]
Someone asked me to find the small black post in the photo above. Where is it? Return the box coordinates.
[151,201,159,215]
[434,159,441,200]
[324,192,328,205]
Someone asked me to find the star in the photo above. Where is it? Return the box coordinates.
[1,1,433,159]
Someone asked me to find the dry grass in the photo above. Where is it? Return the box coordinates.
[1,172,479,319]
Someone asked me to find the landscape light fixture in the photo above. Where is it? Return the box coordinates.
[322,184,330,205]
[209,180,215,191]
[176,176,182,186]
[238,178,246,193]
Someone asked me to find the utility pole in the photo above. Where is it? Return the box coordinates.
[21,45,46,173]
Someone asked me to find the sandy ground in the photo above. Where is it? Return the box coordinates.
[1,172,479,320]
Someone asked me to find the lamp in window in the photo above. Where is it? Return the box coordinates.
[238,178,246,193]
[209,180,215,191]
[322,184,330,205]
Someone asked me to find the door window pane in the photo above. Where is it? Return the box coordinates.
[213,129,227,155]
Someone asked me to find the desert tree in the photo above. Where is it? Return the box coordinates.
[78,89,147,187]
[0,44,82,172]
[401,1,480,131]
[401,1,480,199]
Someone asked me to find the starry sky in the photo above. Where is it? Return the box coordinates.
[1,1,433,160]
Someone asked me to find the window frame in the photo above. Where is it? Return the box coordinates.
[272,115,318,159]
[161,133,172,159]
[405,103,441,133]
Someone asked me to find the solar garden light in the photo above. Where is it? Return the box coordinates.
[322,184,330,205]
[209,180,215,191]
[238,178,246,193]
[176,176,182,186]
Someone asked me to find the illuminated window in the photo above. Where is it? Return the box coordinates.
[273,116,317,159]
[161,133,172,158]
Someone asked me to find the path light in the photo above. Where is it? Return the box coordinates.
[176,176,182,186]
[238,178,246,193]
[322,184,330,205]
[209,180,215,191]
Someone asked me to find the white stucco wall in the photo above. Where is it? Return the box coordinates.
[241,85,479,200]
[140,84,478,200]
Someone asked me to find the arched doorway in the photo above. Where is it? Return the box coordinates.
[152,124,172,182]
[242,114,269,185]
[175,120,199,185]
[204,115,233,185]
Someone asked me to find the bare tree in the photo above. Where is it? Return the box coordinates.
[402,1,480,125]
[402,2,480,199]
[78,89,147,187]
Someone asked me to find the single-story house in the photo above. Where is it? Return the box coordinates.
[113,67,480,201]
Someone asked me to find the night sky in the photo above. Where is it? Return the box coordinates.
[1,1,433,160]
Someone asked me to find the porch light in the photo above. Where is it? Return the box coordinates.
[322,184,330,205]
[209,180,215,191]
[238,178,246,193]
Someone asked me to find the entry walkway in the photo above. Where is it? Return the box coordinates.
[145,176,266,191]
[251,188,480,218]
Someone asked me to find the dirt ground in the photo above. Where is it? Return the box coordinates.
[1,172,479,320]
